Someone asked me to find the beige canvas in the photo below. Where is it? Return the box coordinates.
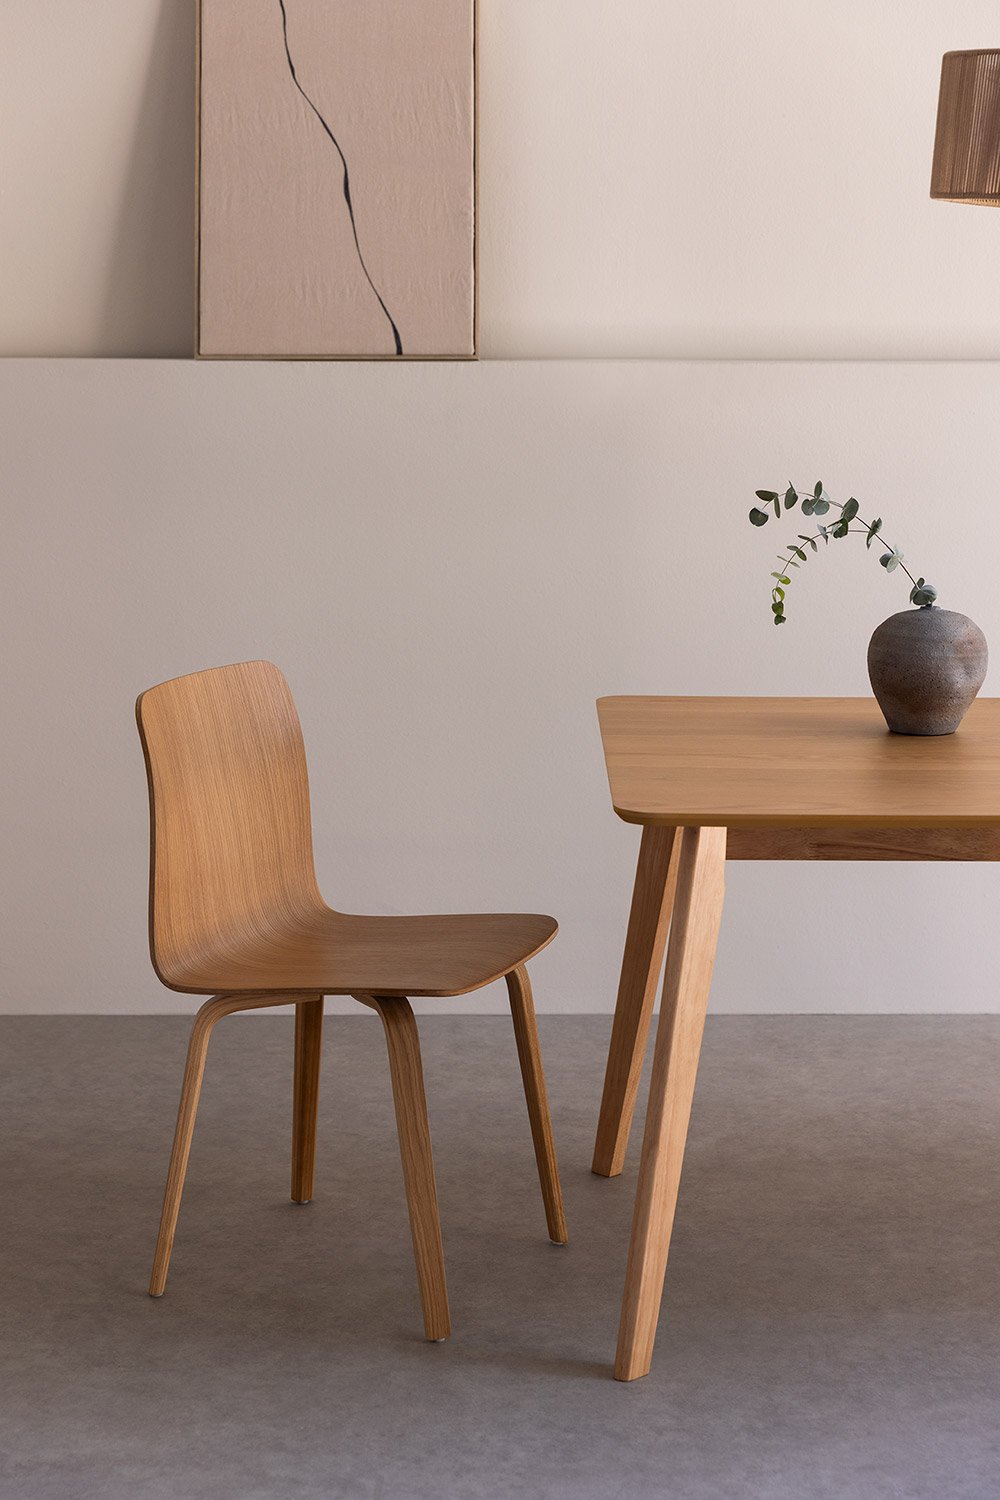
[198,0,475,358]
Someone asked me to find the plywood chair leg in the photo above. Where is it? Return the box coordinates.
[505,966,568,1244]
[592,825,681,1177]
[291,996,324,1203]
[357,995,451,1342]
[614,826,726,1381]
[149,992,290,1297]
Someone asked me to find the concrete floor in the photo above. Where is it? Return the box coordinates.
[3,1014,1000,1499]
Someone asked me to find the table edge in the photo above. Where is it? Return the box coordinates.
[611,806,1000,829]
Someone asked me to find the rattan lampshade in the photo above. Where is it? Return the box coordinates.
[931,49,1000,203]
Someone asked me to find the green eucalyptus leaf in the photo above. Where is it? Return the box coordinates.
[748,479,928,628]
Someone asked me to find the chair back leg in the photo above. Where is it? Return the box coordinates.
[505,966,568,1245]
[356,995,451,1342]
[292,998,324,1202]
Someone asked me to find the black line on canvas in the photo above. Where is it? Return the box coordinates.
[277,0,403,356]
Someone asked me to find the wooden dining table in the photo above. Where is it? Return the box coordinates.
[592,695,1000,1381]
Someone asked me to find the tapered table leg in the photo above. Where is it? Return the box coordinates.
[592,825,681,1177]
[614,825,726,1381]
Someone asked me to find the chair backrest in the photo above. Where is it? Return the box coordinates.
[136,661,323,989]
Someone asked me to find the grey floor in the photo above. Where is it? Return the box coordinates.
[3,1016,1000,1499]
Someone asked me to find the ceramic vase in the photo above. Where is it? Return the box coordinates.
[867,607,988,735]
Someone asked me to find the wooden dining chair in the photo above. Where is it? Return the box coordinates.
[136,661,567,1340]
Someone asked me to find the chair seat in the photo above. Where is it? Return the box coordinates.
[164,908,559,997]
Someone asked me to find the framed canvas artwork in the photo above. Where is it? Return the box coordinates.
[197,0,476,359]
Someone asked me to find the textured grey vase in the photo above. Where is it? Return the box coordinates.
[867,607,988,735]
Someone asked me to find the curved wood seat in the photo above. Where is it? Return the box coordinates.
[154,908,558,997]
[135,660,567,1338]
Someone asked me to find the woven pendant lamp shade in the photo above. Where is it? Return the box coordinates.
[931,50,1000,203]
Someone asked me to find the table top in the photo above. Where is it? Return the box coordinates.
[597,697,1000,828]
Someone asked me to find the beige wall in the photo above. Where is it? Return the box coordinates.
[3,0,1000,358]
[3,359,1000,1014]
[4,6,1000,1014]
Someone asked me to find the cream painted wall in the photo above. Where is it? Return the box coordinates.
[5,8,1000,1016]
[3,359,1000,1014]
[3,1,1000,357]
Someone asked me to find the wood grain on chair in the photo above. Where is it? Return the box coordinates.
[137,661,567,1336]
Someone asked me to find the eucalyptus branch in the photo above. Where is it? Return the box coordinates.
[748,481,937,625]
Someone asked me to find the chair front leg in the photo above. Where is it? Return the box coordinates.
[505,966,568,1244]
[292,997,324,1202]
[149,991,296,1297]
[355,995,451,1342]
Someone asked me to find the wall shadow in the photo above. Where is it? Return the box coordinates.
[102,0,195,356]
